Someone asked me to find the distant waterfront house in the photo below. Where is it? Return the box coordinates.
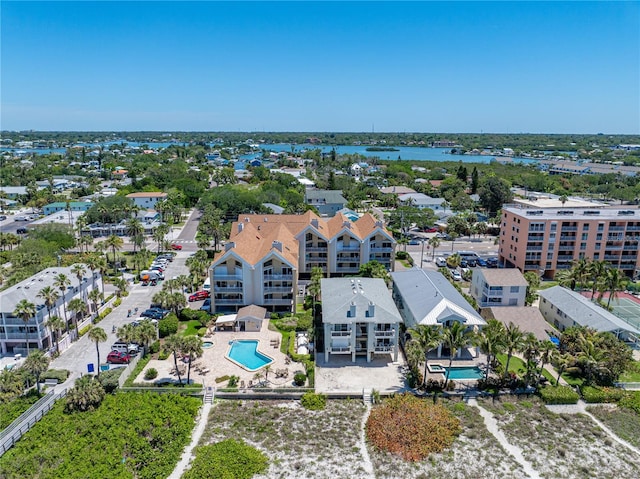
[391,269,485,358]
[470,268,528,308]
[305,189,348,217]
[379,186,416,196]
[43,201,94,216]
[321,278,402,363]
[126,191,168,210]
[538,286,640,343]
[0,266,101,356]
[398,193,446,212]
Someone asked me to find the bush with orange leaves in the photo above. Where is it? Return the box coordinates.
[365,394,461,461]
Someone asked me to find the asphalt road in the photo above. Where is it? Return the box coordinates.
[403,235,500,268]
[51,249,194,376]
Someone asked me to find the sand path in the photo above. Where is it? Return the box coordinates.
[168,403,212,479]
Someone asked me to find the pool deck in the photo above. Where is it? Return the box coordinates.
[134,319,298,388]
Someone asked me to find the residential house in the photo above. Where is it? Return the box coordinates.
[321,278,402,363]
[305,189,348,217]
[398,193,446,212]
[482,307,557,342]
[380,186,416,195]
[391,269,486,358]
[0,266,101,356]
[112,169,128,180]
[208,211,395,313]
[470,268,528,308]
[538,286,640,343]
[126,192,168,210]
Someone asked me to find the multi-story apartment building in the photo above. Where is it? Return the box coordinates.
[321,278,402,363]
[208,211,395,313]
[499,199,640,279]
[0,266,100,356]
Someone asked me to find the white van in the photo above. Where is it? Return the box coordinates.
[111,342,139,355]
[435,257,447,267]
[203,277,211,293]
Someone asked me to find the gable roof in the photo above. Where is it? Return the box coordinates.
[237,305,267,321]
[539,286,640,335]
[216,222,298,267]
[391,269,485,327]
[305,189,347,205]
[126,192,167,198]
[321,278,402,324]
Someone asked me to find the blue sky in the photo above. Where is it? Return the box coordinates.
[2,1,639,133]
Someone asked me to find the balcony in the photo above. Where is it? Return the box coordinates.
[263,298,293,305]
[330,346,351,353]
[337,244,361,252]
[331,330,352,337]
[3,331,47,340]
[626,226,640,231]
[262,274,294,281]
[335,266,360,272]
[624,245,638,250]
[214,298,244,305]
[604,254,620,260]
[263,286,293,293]
[370,246,393,252]
[213,286,243,292]
[621,264,636,270]
[375,345,394,352]
[558,245,575,251]
[305,246,327,252]
[621,254,638,260]
[560,226,578,232]
[374,330,395,337]
[526,245,543,251]
[527,235,545,241]
[609,226,625,232]
[213,272,243,280]
[559,235,576,241]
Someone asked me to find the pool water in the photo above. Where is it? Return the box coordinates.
[227,340,273,371]
[445,366,484,380]
[202,341,213,349]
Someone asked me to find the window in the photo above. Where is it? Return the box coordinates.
[598,224,604,231]
[596,233,603,241]
[550,223,557,231]
[594,253,599,259]
[510,286,519,293]
[580,243,586,250]
[582,233,588,241]
[509,298,518,306]
[582,224,589,231]
[595,243,601,250]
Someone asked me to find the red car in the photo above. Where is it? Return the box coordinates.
[170,243,183,250]
[189,290,210,302]
[107,351,131,364]
[424,227,438,233]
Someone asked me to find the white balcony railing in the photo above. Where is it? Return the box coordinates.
[374,330,395,337]
[331,331,351,337]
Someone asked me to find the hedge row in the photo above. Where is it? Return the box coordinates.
[537,385,580,404]
[580,385,626,404]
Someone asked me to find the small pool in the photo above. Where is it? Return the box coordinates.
[445,366,484,380]
[226,340,273,371]
[202,341,213,349]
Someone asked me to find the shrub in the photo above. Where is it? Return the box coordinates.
[98,368,123,393]
[149,341,160,354]
[301,392,327,410]
[40,369,69,383]
[215,375,230,384]
[158,313,179,338]
[270,312,280,320]
[197,327,207,337]
[406,366,423,389]
[395,251,409,260]
[366,393,461,461]
[78,325,92,337]
[538,385,580,404]
[113,298,122,308]
[179,309,210,326]
[620,391,640,414]
[227,376,239,387]
[144,368,158,380]
[97,307,113,321]
[293,372,306,386]
[581,385,625,404]
[158,350,170,360]
[182,439,268,479]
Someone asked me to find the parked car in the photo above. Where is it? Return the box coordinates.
[170,243,183,250]
[436,232,452,239]
[475,258,487,267]
[199,298,211,311]
[0,215,7,221]
[16,227,27,235]
[156,254,174,262]
[451,270,462,281]
[423,227,438,233]
[107,351,131,364]
[486,257,498,268]
[14,215,29,221]
[141,309,167,320]
[435,257,447,267]
[189,290,210,302]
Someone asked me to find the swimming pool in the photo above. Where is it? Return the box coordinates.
[226,340,273,371]
[445,366,484,380]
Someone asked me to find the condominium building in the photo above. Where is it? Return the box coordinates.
[321,278,402,363]
[499,199,640,279]
[208,211,395,313]
[0,266,100,356]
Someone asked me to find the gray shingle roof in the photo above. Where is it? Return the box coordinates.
[476,268,529,287]
[391,269,485,327]
[321,278,402,324]
[305,189,347,204]
[539,286,640,335]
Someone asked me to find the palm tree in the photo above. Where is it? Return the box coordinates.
[164,334,184,384]
[552,351,574,386]
[263,364,272,384]
[446,253,462,270]
[153,224,170,253]
[117,324,138,345]
[577,333,604,384]
[589,260,608,300]
[442,322,473,389]
[605,267,626,308]
[45,315,65,355]
[53,273,71,329]
[571,258,590,291]
[409,325,442,388]
[475,319,506,381]
[559,194,568,206]
[88,288,103,315]
[105,234,124,273]
[68,298,87,336]
[503,322,525,378]
[65,375,105,413]
[126,218,144,254]
[37,286,60,326]
[428,236,440,260]
[181,335,203,385]
[152,290,171,310]
[308,266,323,319]
[538,340,556,383]
[14,300,37,356]
[23,350,50,394]
[71,264,87,300]
[136,320,158,353]
[113,277,129,297]
[169,292,187,315]
[88,326,107,377]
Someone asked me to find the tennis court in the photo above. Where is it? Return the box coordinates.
[609,297,640,330]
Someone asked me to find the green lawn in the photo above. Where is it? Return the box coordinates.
[620,361,640,382]
[181,320,202,336]
[496,354,527,374]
